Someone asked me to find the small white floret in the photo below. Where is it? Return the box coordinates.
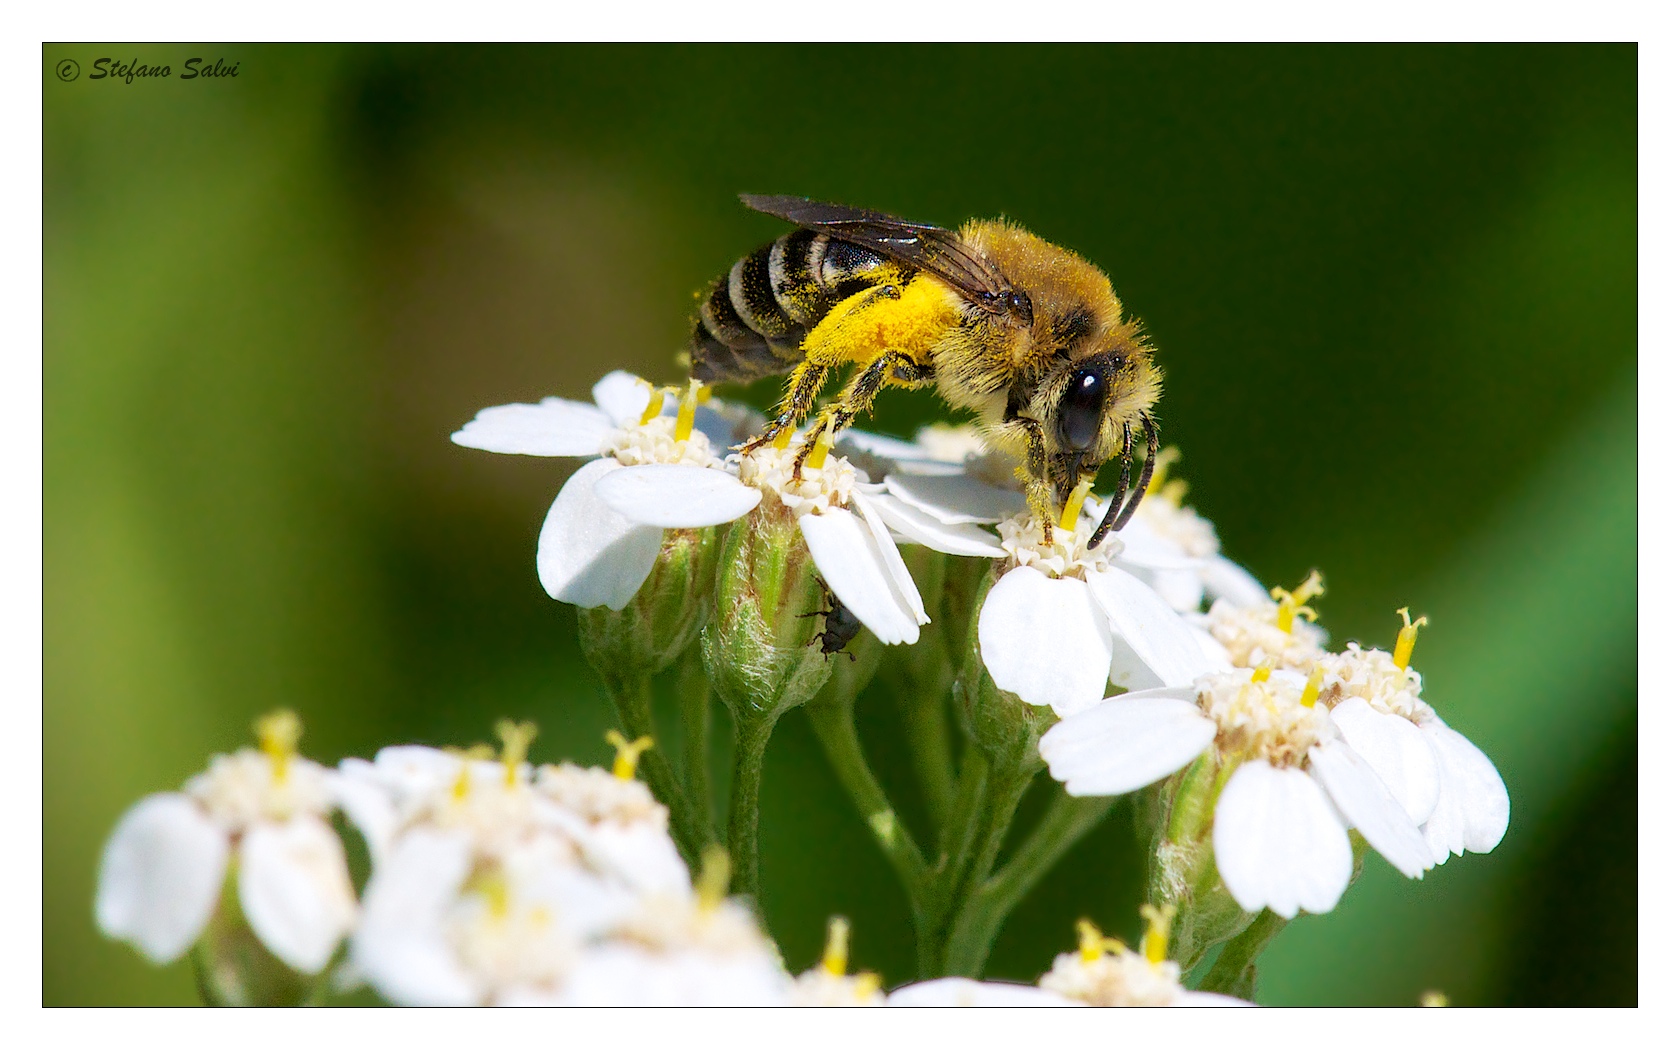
[1039,691,1214,797]
[1213,760,1352,918]
[978,567,1113,716]
[237,816,360,974]
[94,794,230,965]
[592,462,763,529]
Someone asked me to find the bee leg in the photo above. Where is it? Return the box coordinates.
[1004,417,1057,541]
[740,359,829,455]
[792,350,922,472]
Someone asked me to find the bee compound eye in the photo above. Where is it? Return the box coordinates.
[1007,290,1033,325]
[1057,368,1107,451]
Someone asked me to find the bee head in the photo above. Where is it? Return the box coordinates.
[1045,348,1158,505]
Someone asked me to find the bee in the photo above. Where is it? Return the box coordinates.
[687,194,1162,548]
[799,580,863,660]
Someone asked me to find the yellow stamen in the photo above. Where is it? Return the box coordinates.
[637,379,664,425]
[255,709,302,783]
[772,428,793,451]
[803,416,838,471]
[1059,478,1094,532]
[697,844,730,912]
[674,379,703,443]
[1420,989,1450,1008]
[606,729,655,781]
[1300,664,1326,708]
[696,384,713,405]
[1250,660,1273,684]
[854,972,883,1000]
[822,916,851,977]
[495,719,537,787]
[1075,918,1129,964]
[1143,446,1183,498]
[1270,570,1325,633]
[1158,478,1190,508]
[444,743,495,800]
[1394,607,1429,672]
[470,869,511,920]
[1140,903,1176,966]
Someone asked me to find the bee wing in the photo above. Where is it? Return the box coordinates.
[740,194,1016,315]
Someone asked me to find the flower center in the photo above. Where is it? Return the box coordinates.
[1270,570,1325,633]
[1205,575,1332,673]
[450,866,574,992]
[255,708,301,784]
[602,384,719,469]
[736,441,859,517]
[997,509,1119,580]
[606,729,654,781]
[1196,667,1329,768]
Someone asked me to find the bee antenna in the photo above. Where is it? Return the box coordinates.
[1088,415,1158,550]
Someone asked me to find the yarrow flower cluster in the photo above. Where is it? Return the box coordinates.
[95,366,1512,1006]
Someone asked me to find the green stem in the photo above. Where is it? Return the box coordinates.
[675,650,716,844]
[919,748,989,978]
[947,792,1117,974]
[805,701,928,901]
[938,767,1036,977]
[726,708,779,898]
[604,671,707,870]
[900,679,955,828]
[1197,910,1287,1001]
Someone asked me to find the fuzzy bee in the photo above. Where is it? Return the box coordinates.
[688,194,1162,547]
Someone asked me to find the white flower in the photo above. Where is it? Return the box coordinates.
[1041,667,1435,918]
[1319,611,1509,863]
[1198,570,1332,673]
[451,371,763,610]
[558,868,791,1006]
[978,506,1223,717]
[1036,913,1250,1007]
[535,757,691,897]
[1109,497,1271,615]
[94,711,357,974]
[887,978,1083,1007]
[352,830,612,1006]
[602,430,936,646]
[787,918,886,1006]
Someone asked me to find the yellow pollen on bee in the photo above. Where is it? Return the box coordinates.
[697,844,730,913]
[605,729,654,781]
[803,416,840,472]
[495,719,538,787]
[1075,918,1130,964]
[255,709,302,783]
[1059,478,1094,532]
[637,379,664,426]
[1300,664,1326,708]
[1143,446,1183,499]
[1394,607,1429,672]
[1270,570,1325,633]
[822,916,852,977]
[1140,903,1176,967]
[674,379,704,443]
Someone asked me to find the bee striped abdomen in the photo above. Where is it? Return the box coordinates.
[688,232,895,385]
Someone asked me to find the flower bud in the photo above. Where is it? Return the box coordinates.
[1142,752,1256,969]
[701,504,835,722]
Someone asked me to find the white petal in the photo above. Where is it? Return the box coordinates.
[691,399,764,450]
[1308,739,1434,879]
[450,398,612,457]
[1420,718,1510,860]
[836,429,930,462]
[1213,761,1352,919]
[354,830,479,1007]
[1147,568,1207,613]
[800,510,919,645]
[592,370,660,427]
[1329,698,1441,825]
[1086,568,1222,689]
[884,473,1025,524]
[887,977,1084,1007]
[592,463,762,528]
[94,794,229,964]
[977,568,1112,716]
[1200,557,1273,609]
[864,489,1005,558]
[238,818,359,974]
[1039,693,1214,796]
[536,458,664,610]
[852,493,930,626]
[330,764,400,865]
[1115,518,1203,570]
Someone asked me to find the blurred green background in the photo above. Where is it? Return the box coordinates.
[44,44,1635,1006]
